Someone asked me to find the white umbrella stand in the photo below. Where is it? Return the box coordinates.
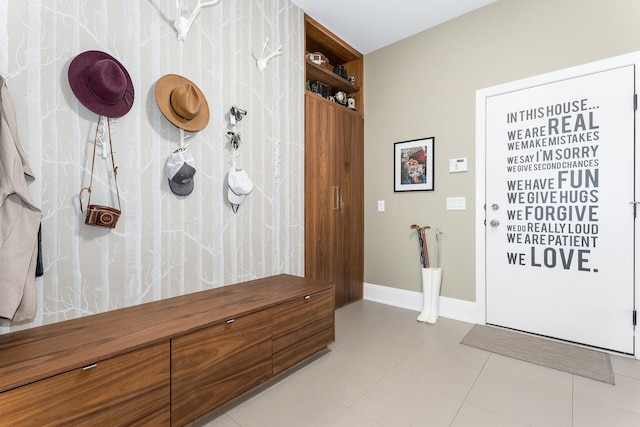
[411,225,443,324]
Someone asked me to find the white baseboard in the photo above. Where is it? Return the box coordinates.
[363,282,477,324]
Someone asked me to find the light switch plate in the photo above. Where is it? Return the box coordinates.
[377,200,385,212]
[446,197,466,210]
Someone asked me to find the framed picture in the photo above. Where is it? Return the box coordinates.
[394,137,435,192]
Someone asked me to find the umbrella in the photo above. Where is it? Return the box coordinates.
[410,224,430,268]
[434,229,443,268]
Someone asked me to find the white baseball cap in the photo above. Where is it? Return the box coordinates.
[166,148,196,196]
[227,167,253,208]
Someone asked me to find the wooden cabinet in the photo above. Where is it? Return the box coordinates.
[171,310,273,426]
[305,94,364,307]
[0,275,334,427]
[272,288,335,375]
[0,342,170,426]
[304,14,364,308]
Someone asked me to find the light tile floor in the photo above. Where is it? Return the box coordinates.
[197,300,640,427]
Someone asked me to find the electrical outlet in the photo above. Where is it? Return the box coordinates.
[377,200,385,212]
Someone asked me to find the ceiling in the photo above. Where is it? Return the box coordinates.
[290,0,497,54]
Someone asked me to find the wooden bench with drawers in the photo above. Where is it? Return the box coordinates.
[0,274,335,426]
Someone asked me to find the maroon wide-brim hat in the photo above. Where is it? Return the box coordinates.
[68,50,134,118]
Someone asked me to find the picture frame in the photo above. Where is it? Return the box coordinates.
[394,137,435,192]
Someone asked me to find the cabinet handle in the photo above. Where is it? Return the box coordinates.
[304,294,311,300]
[82,363,97,371]
[226,318,235,324]
[332,186,344,210]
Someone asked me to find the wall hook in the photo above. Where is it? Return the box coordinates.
[273,139,283,180]
[255,38,283,71]
[92,117,118,159]
[228,106,247,133]
[227,131,242,150]
[230,106,247,122]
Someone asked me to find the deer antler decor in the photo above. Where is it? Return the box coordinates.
[255,38,283,72]
[173,0,221,41]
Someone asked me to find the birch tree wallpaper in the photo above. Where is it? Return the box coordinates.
[0,0,304,333]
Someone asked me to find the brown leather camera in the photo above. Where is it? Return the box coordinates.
[79,117,122,230]
[84,204,120,228]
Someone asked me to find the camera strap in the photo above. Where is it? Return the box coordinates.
[80,116,122,213]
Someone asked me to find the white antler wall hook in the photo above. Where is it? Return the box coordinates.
[174,0,220,41]
[255,38,283,71]
[92,117,117,159]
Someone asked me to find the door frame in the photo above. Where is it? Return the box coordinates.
[475,51,640,358]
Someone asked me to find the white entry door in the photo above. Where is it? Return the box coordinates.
[484,65,635,353]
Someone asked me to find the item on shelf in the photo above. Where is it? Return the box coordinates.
[333,64,347,79]
[311,81,332,98]
[348,76,356,84]
[306,52,329,68]
[347,98,356,110]
[334,91,347,105]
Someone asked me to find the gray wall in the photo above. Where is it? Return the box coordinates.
[1,0,303,334]
[364,0,640,301]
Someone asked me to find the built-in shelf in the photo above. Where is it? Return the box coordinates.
[305,59,360,95]
[304,14,363,115]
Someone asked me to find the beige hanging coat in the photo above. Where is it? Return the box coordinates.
[0,76,41,321]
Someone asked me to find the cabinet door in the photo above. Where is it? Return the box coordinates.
[0,342,170,426]
[334,106,364,306]
[171,309,273,426]
[305,94,364,307]
[305,94,339,293]
[272,288,335,375]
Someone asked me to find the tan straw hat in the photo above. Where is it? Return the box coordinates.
[155,74,209,132]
